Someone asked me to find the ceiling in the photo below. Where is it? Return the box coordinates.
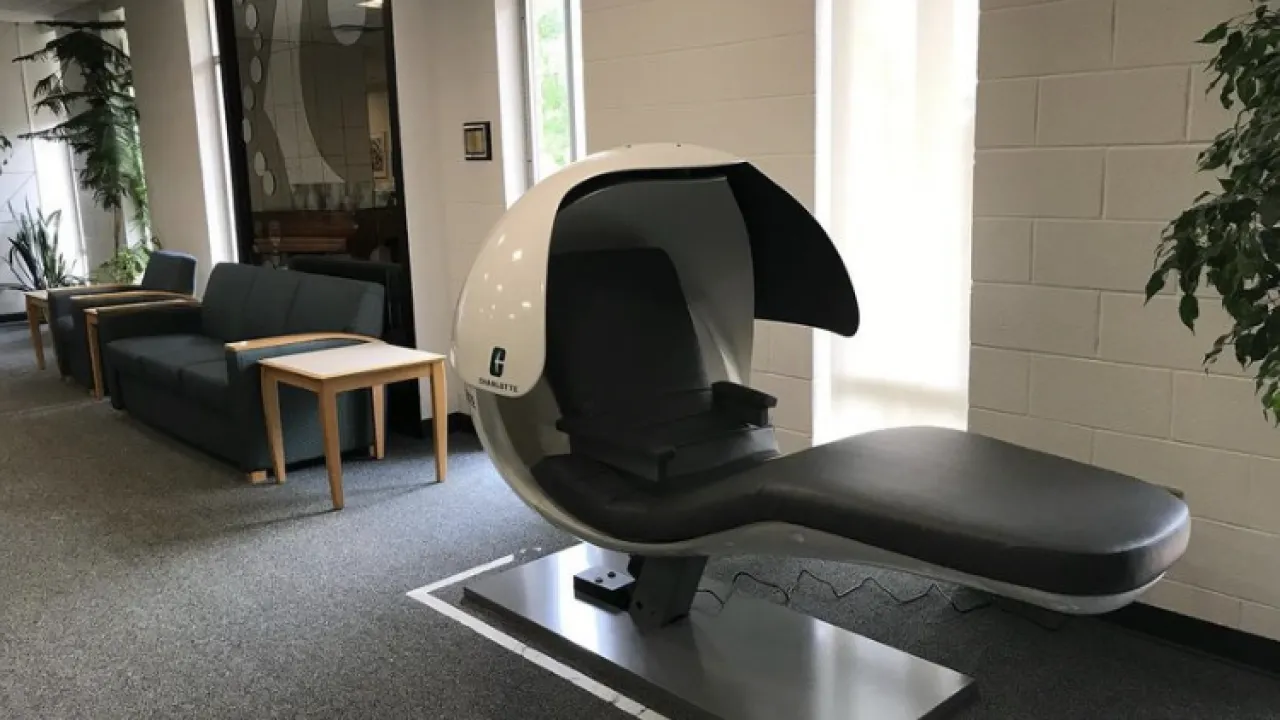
[0,0,102,22]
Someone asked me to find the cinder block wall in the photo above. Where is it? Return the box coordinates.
[581,0,817,455]
[971,0,1280,638]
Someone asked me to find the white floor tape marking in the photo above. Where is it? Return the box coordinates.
[406,553,665,720]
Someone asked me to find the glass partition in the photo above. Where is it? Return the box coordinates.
[215,0,421,435]
[220,0,403,267]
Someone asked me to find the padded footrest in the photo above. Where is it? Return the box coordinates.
[533,427,1190,597]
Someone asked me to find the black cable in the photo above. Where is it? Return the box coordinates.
[696,587,727,609]
[697,565,1070,632]
[725,568,990,615]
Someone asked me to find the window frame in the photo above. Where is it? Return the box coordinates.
[208,0,239,262]
[520,0,583,186]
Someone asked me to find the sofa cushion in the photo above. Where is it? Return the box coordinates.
[108,335,226,390]
[201,263,385,342]
[286,273,384,336]
[242,270,303,340]
[182,360,231,411]
[201,264,258,341]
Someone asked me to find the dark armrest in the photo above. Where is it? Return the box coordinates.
[555,415,678,483]
[94,302,203,345]
[712,381,776,427]
[555,416,678,462]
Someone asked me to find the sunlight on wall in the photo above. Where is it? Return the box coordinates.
[815,0,979,443]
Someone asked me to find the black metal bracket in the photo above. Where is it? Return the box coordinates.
[573,554,709,632]
[573,565,635,610]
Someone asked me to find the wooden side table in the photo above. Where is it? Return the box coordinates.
[23,290,50,370]
[258,343,448,510]
[84,298,202,399]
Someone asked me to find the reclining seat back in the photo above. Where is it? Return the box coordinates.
[544,247,778,483]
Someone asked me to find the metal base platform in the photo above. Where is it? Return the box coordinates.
[463,544,977,720]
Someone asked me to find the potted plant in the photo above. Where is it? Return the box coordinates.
[0,201,80,291]
[90,236,159,285]
[1147,1,1280,421]
[14,20,151,282]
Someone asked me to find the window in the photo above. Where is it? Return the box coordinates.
[523,0,584,183]
[208,0,239,262]
[814,0,979,442]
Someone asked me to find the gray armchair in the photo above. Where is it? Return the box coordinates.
[49,250,197,389]
[96,263,384,479]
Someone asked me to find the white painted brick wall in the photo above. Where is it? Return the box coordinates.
[1032,220,1162,291]
[972,0,1280,637]
[582,0,817,453]
[972,219,1032,282]
[400,0,509,414]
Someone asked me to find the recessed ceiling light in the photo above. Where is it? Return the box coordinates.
[356,0,383,8]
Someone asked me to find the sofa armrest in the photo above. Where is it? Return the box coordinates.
[225,332,380,355]
[712,381,776,427]
[72,290,191,305]
[222,334,380,445]
[93,302,203,346]
[71,292,195,330]
[225,333,380,390]
[47,283,139,320]
[47,283,133,296]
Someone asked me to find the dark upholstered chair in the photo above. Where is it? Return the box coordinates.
[96,263,385,479]
[542,248,779,483]
[49,250,198,389]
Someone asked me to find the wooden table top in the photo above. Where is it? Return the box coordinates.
[24,290,48,302]
[258,343,446,381]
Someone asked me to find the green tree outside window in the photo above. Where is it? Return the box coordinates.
[530,0,574,179]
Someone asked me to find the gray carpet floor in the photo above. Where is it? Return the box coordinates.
[0,325,624,719]
[2,322,1280,719]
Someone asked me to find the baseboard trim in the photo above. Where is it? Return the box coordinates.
[0,311,27,324]
[422,412,476,439]
[1103,602,1280,675]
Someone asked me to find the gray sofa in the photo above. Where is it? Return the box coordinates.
[97,263,385,476]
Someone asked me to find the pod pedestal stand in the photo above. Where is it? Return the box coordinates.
[463,544,977,720]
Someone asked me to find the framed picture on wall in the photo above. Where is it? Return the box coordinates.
[463,121,492,161]
[371,132,390,179]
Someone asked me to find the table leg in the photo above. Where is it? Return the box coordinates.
[261,368,287,484]
[371,384,386,460]
[26,297,45,370]
[87,316,104,399]
[319,387,345,510]
[430,362,448,482]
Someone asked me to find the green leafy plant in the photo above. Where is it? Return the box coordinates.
[14,20,148,249]
[92,237,160,285]
[1147,1,1280,421]
[1,201,80,291]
